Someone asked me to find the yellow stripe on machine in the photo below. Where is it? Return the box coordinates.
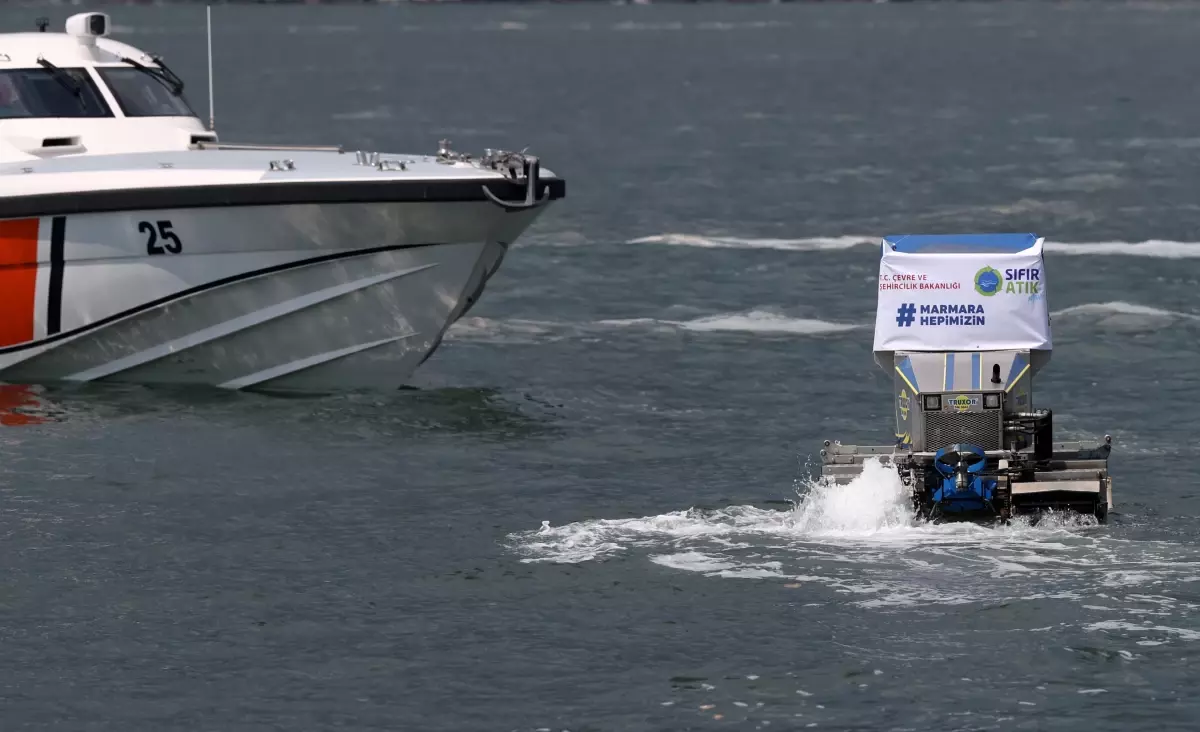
[895,366,918,395]
[1006,363,1030,392]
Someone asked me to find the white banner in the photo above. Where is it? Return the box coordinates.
[872,238,1051,352]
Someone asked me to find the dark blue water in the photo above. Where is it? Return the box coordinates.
[6,2,1200,730]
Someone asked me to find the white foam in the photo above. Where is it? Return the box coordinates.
[629,233,1200,259]
[448,301,1200,349]
[330,107,392,121]
[612,21,685,31]
[1051,301,1200,322]
[450,311,861,343]
[444,317,564,345]
[508,457,1200,625]
[789,458,915,536]
[509,458,1104,567]
[628,233,874,252]
[651,552,786,579]
[1044,240,1200,258]
[670,311,861,335]
[286,24,361,34]
[1084,621,1200,641]
[597,311,860,335]
[573,20,784,33]
[695,20,793,30]
[473,21,528,31]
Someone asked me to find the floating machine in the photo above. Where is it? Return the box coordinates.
[819,234,1113,522]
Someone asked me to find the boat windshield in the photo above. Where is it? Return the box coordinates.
[0,68,112,119]
[96,67,197,118]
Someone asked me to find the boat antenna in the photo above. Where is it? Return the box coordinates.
[206,5,215,131]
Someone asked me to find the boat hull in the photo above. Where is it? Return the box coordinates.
[0,200,544,391]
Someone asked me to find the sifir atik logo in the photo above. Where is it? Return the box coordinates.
[974,266,1040,297]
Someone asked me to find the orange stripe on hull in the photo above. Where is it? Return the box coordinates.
[0,218,39,347]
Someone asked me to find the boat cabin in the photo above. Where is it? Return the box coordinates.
[0,12,216,161]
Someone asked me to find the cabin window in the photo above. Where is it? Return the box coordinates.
[0,68,112,119]
[96,67,196,118]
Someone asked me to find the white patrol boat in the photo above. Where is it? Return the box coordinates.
[0,13,564,391]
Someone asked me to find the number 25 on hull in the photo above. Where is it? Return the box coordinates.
[139,220,183,255]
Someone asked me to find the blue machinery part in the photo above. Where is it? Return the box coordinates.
[930,443,998,514]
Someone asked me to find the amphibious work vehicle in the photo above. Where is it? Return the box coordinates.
[819,234,1113,522]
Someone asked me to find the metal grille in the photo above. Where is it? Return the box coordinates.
[923,411,1003,451]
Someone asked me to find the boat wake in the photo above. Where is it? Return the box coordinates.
[628,234,873,252]
[448,310,861,343]
[445,317,565,345]
[630,233,1200,259]
[1051,301,1200,324]
[596,310,861,335]
[508,458,1092,569]
[448,302,1200,344]
[507,459,1200,642]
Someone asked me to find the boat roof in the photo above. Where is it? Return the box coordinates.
[0,12,565,196]
[0,31,149,68]
[883,233,1040,254]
